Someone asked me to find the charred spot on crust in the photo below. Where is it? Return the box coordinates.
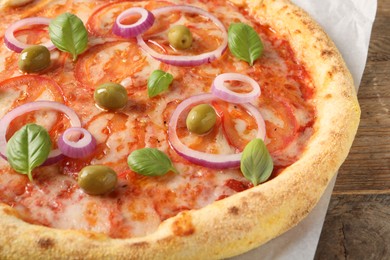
[172,212,195,237]
[37,237,55,249]
[3,207,20,218]
[228,206,240,216]
[132,241,150,248]
[321,49,335,58]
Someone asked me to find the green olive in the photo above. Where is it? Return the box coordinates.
[78,165,118,195]
[94,82,128,110]
[168,25,193,50]
[186,104,217,134]
[18,45,50,73]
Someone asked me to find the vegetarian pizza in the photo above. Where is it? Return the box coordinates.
[0,0,360,258]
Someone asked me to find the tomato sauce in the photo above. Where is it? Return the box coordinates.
[0,0,315,238]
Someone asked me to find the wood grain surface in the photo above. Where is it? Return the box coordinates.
[315,0,390,258]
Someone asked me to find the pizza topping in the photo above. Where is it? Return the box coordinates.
[77,165,118,195]
[58,127,96,159]
[228,23,263,66]
[18,45,51,73]
[93,82,128,110]
[4,17,55,53]
[186,104,217,135]
[127,148,178,176]
[147,70,173,98]
[0,101,82,164]
[211,73,261,104]
[168,93,266,169]
[48,12,88,61]
[113,7,155,38]
[240,139,273,186]
[136,5,228,66]
[168,25,193,50]
[6,123,51,181]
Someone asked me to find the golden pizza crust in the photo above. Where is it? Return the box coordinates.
[0,0,360,258]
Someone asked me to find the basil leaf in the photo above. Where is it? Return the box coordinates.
[147,70,174,98]
[228,23,263,66]
[240,139,273,186]
[127,148,178,176]
[6,124,52,181]
[49,12,88,61]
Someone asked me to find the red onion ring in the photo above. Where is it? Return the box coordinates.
[211,73,261,104]
[168,93,266,169]
[136,5,228,66]
[112,7,155,38]
[58,127,96,158]
[4,17,56,53]
[0,101,82,164]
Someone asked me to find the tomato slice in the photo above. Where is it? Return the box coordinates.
[0,75,67,146]
[86,1,174,38]
[0,26,67,82]
[212,100,258,151]
[0,75,65,108]
[261,95,300,154]
[60,112,143,178]
[142,9,223,56]
[74,41,149,89]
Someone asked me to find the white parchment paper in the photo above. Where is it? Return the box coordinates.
[234,1,377,259]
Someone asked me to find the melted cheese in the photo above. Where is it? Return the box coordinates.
[0,0,316,238]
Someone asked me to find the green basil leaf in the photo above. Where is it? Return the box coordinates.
[147,70,174,98]
[240,139,273,186]
[49,12,88,61]
[127,148,178,176]
[228,23,263,66]
[6,124,52,181]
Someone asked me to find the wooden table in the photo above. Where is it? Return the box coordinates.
[314,0,390,259]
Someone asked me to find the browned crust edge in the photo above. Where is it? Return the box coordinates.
[0,0,360,259]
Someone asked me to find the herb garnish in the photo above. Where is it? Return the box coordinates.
[147,70,174,98]
[127,148,178,176]
[240,139,273,186]
[228,23,263,66]
[6,124,51,181]
[49,12,88,61]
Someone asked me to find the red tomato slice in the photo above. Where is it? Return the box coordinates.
[0,75,67,145]
[212,101,258,152]
[0,75,65,108]
[0,26,67,82]
[74,41,148,89]
[86,1,174,38]
[261,95,300,154]
[60,112,141,178]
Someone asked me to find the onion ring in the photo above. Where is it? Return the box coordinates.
[136,5,228,66]
[4,17,55,53]
[113,7,155,38]
[0,101,82,164]
[58,127,96,158]
[168,93,266,169]
[211,73,261,103]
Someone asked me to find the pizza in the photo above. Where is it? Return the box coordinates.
[0,0,360,258]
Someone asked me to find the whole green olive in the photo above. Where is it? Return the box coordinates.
[94,82,128,110]
[168,25,193,50]
[18,45,51,73]
[78,165,118,195]
[186,104,217,134]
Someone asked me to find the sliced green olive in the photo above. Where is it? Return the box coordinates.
[78,165,118,195]
[18,45,50,73]
[168,25,193,50]
[94,82,128,110]
[186,104,217,134]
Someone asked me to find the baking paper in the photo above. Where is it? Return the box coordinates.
[233,0,377,259]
